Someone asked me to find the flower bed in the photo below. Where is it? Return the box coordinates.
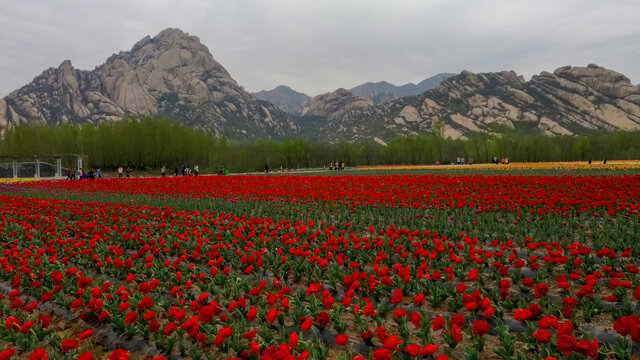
[0,174,638,359]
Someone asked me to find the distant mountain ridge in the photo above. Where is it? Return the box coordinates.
[252,73,454,115]
[1,28,639,142]
[349,73,455,104]
[252,85,310,115]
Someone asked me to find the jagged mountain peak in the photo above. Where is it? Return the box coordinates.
[0,28,297,139]
[105,28,227,77]
[58,59,74,70]
[129,28,202,51]
[155,27,189,39]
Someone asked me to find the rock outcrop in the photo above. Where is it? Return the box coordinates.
[1,28,297,139]
[302,89,373,121]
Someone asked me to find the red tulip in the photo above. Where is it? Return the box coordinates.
[390,289,403,304]
[78,329,93,340]
[423,344,438,355]
[124,311,138,325]
[301,317,313,332]
[61,338,79,352]
[77,352,94,360]
[534,329,553,343]
[405,344,422,357]
[108,349,129,360]
[432,316,445,331]
[472,320,489,337]
[290,332,299,348]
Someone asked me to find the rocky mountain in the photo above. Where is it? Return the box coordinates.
[349,73,455,104]
[1,27,639,142]
[312,64,640,141]
[0,28,297,139]
[252,85,310,115]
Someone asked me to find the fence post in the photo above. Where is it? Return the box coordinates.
[34,157,40,178]
[56,158,62,177]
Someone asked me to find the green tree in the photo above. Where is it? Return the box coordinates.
[572,136,591,160]
[431,116,445,162]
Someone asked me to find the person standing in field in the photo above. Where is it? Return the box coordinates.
[118,166,123,178]
[161,165,166,177]
[97,168,101,178]
[194,164,199,176]
[126,167,131,178]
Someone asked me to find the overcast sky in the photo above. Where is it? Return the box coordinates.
[1,0,638,98]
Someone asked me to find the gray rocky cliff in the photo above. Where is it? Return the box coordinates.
[0,28,296,139]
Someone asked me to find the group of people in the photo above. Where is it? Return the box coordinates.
[66,168,100,180]
[117,166,132,178]
[491,157,510,164]
[328,161,345,171]
[163,165,199,177]
[66,164,205,179]
[456,157,476,165]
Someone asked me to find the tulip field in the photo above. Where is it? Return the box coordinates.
[0,172,639,360]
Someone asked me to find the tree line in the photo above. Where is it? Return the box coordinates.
[1,117,639,173]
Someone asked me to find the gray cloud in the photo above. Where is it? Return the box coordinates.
[1,0,638,97]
